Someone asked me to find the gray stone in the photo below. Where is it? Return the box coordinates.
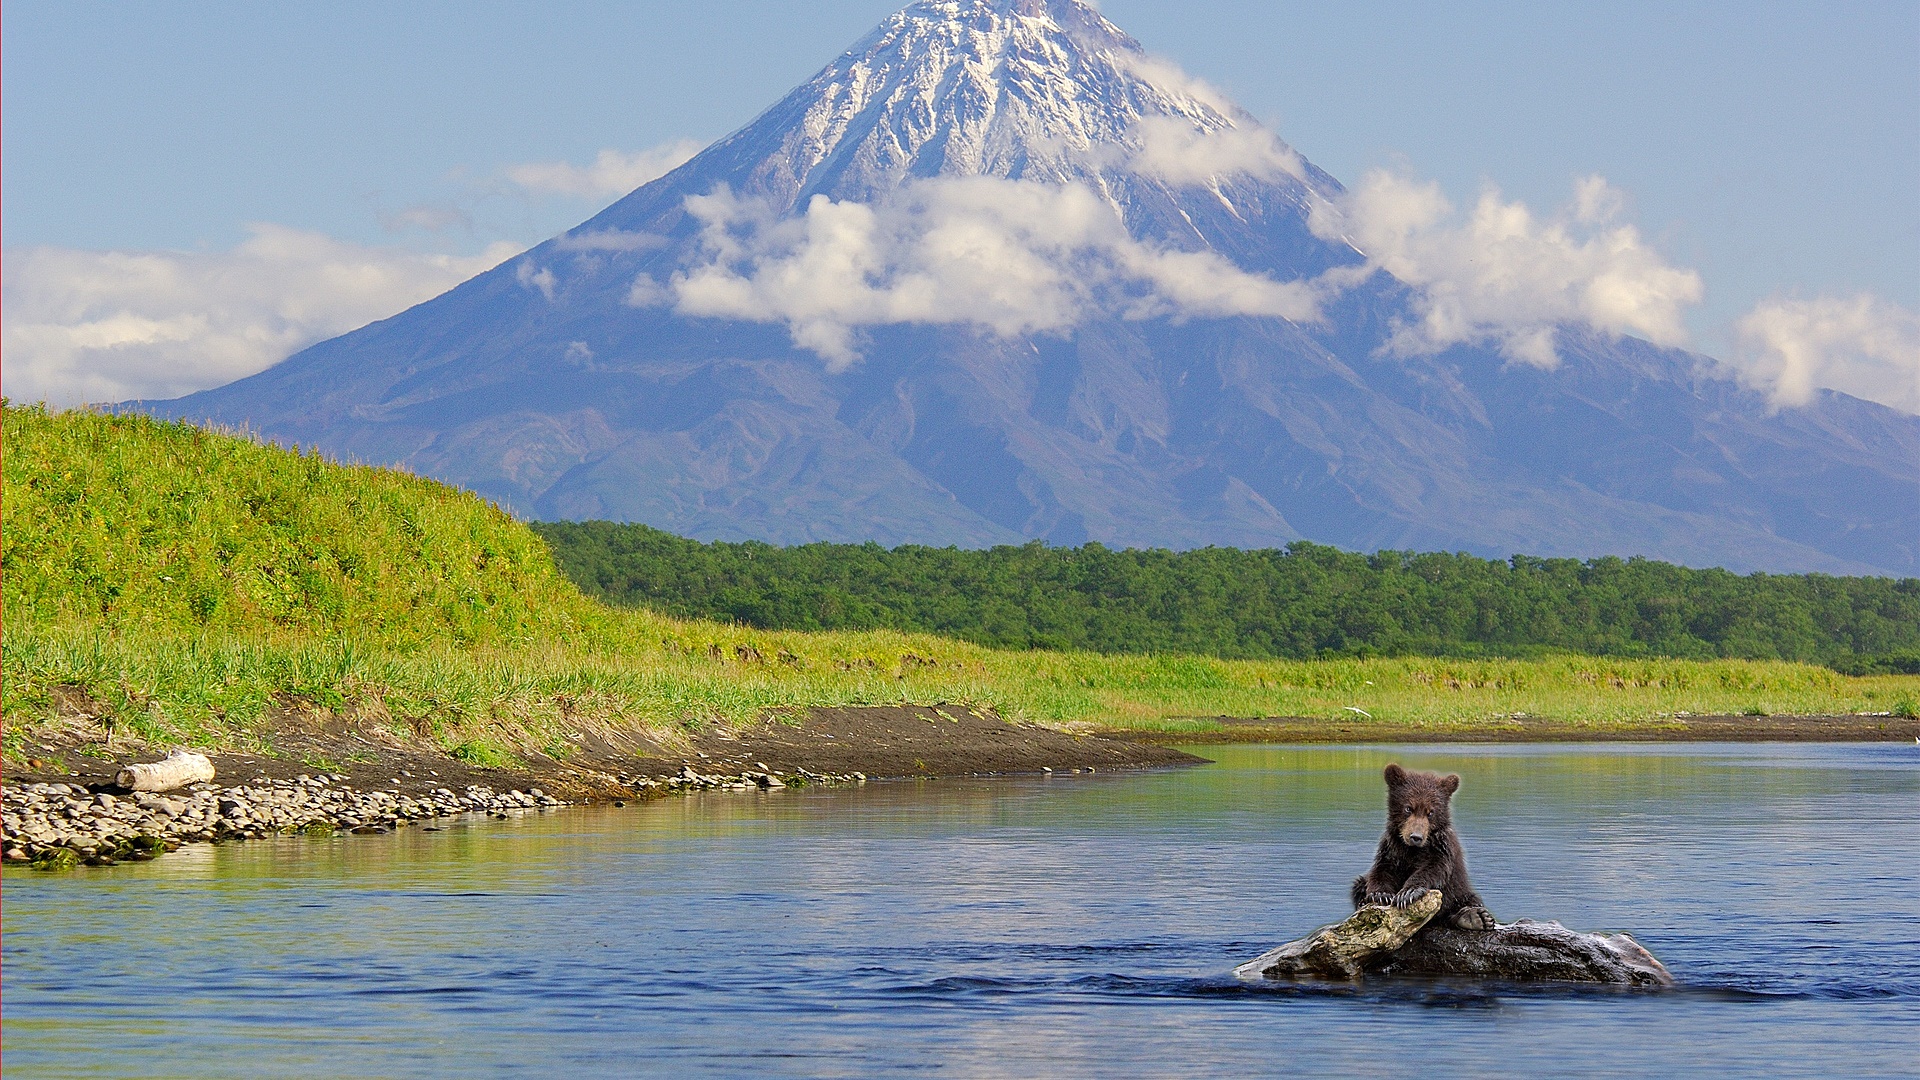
[1375,920,1673,987]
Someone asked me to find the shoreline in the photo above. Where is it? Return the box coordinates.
[7,706,1915,871]
[1107,713,1920,745]
[2,705,1204,870]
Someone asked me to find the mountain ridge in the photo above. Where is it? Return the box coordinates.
[135,0,1920,575]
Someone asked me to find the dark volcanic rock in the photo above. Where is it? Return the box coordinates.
[1377,920,1674,987]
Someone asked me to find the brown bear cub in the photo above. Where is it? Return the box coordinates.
[1351,763,1497,931]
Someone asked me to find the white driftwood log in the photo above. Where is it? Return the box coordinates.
[1233,890,1443,980]
[115,750,215,792]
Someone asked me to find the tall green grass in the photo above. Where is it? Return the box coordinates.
[5,403,1912,763]
[4,402,582,643]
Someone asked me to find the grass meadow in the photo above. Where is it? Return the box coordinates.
[6,403,1914,767]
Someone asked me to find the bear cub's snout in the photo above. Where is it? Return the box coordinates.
[1397,812,1431,846]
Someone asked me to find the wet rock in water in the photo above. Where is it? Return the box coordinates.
[1376,920,1673,987]
[1234,890,1444,980]
[1236,892,1674,987]
[31,847,82,872]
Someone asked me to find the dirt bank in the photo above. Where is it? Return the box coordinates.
[642,704,1206,780]
[5,704,1207,802]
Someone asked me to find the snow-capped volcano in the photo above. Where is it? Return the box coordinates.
[693,0,1329,208]
[138,0,1920,574]
[743,0,1201,194]
[568,0,1350,368]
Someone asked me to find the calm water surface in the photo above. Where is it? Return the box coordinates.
[5,743,1918,1077]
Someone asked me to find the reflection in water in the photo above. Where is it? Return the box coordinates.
[4,743,1918,1077]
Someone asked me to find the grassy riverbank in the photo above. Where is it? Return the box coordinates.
[6,404,1915,771]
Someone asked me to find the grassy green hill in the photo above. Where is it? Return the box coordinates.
[6,401,581,644]
[4,402,1913,768]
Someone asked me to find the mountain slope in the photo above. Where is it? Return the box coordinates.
[138,0,1920,574]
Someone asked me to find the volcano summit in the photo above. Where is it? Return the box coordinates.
[142,0,1920,574]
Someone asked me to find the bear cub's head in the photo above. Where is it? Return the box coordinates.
[1382,763,1460,849]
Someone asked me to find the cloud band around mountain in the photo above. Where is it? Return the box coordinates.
[661,177,1323,370]
[647,166,1709,377]
[1308,172,1704,368]
[5,157,1912,417]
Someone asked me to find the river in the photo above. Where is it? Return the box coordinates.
[5,743,1917,1077]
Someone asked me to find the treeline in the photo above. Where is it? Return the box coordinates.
[532,522,1920,670]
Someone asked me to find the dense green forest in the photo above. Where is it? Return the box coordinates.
[532,522,1920,672]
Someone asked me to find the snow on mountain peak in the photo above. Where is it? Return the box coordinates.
[705,0,1317,212]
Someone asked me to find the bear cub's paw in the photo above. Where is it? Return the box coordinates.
[1452,905,1497,931]
[1390,887,1432,909]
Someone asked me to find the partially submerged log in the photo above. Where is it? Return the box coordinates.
[115,751,215,792]
[1236,892,1673,987]
[1234,889,1443,980]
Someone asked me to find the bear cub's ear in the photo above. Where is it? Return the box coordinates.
[1441,774,1460,795]
[1384,763,1407,786]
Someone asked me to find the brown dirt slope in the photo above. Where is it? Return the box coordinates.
[664,704,1205,779]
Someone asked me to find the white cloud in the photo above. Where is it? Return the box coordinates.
[626,274,670,307]
[1103,51,1305,186]
[1127,116,1305,186]
[515,260,557,300]
[1310,172,1703,367]
[1,225,520,407]
[1730,294,1920,414]
[504,140,704,199]
[1112,52,1242,120]
[669,178,1322,369]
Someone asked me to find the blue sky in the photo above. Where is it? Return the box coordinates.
[4,0,1916,407]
